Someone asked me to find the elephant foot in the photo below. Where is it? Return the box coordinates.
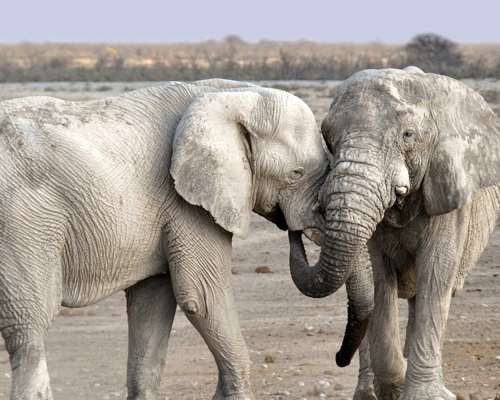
[399,381,456,400]
[212,386,255,400]
[354,376,377,400]
[127,389,160,400]
[373,376,404,400]
[12,387,53,400]
[212,394,255,400]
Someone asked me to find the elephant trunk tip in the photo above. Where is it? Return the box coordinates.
[335,311,372,368]
[335,351,351,368]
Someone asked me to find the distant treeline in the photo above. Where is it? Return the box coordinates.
[1,34,499,82]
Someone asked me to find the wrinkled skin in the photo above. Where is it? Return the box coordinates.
[0,79,329,400]
[290,67,500,400]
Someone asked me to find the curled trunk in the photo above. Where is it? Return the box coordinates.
[289,229,373,366]
[289,173,385,366]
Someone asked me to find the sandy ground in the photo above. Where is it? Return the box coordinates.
[0,81,498,400]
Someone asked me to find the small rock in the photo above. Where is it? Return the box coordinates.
[317,328,327,335]
[255,266,274,274]
[334,383,344,390]
[0,354,9,364]
[304,326,314,332]
[262,364,268,369]
[231,267,239,274]
[298,381,305,386]
[265,355,275,363]
[313,385,328,397]
[4,373,10,379]
[456,395,466,400]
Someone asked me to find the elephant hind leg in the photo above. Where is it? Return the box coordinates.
[125,273,177,400]
[7,340,53,400]
[0,260,61,400]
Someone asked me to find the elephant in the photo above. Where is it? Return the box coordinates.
[0,78,330,400]
[288,67,500,400]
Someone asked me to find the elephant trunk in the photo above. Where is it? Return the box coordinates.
[289,170,386,366]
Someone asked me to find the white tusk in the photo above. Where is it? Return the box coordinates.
[303,228,324,246]
[395,186,408,196]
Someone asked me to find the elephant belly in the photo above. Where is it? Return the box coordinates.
[60,216,168,308]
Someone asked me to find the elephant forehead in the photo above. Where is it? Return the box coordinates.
[340,69,429,104]
[329,90,422,135]
[281,98,317,130]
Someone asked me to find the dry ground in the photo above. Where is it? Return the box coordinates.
[0,81,498,400]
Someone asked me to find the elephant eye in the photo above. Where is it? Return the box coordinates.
[289,167,305,179]
[403,130,414,140]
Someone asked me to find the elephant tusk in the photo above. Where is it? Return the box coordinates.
[395,186,408,196]
[303,228,324,246]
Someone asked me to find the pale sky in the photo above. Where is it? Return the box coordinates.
[1,0,499,44]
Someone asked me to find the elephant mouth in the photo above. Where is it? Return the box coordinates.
[258,204,288,231]
[303,228,324,246]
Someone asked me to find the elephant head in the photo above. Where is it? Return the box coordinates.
[170,81,329,240]
[289,67,500,366]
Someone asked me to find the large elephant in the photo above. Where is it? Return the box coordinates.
[289,67,500,400]
[0,79,329,400]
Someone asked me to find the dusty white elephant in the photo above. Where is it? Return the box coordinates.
[0,79,330,400]
[289,67,500,400]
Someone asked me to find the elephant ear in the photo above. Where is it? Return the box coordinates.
[171,91,260,239]
[422,75,500,215]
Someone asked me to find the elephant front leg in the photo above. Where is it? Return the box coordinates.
[369,254,406,400]
[400,238,458,400]
[125,274,177,400]
[166,211,254,400]
[403,297,416,358]
[353,337,376,400]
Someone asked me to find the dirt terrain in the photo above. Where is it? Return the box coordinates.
[0,80,498,400]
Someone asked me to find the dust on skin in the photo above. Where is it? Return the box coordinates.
[0,81,498,400]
